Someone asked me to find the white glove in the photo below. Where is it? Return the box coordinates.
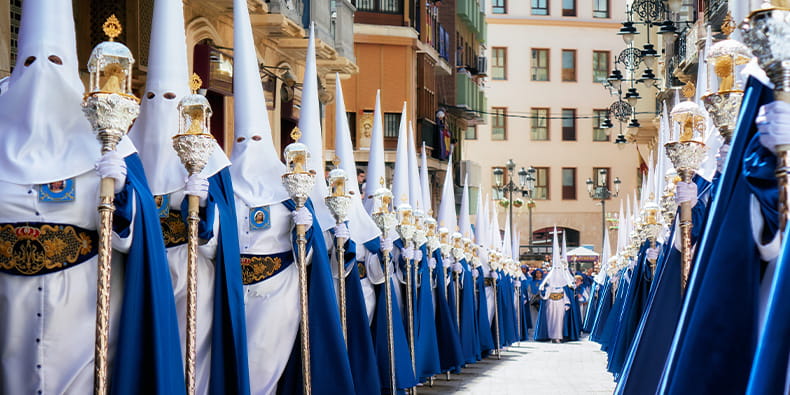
[96,150,127,194]
[334,223,351,240]
[292,206,313,229]
[413,249,423,263]
[428,257,437,270]
[381,236,394,252]
[565,304,570,312]
[442,257,453,268]
[185,173,209,206]
[757,101,790,154]
[402,247,414,260]
[646,247,660,261]
[452,262,463,274]
[472,269,479,278]
[717,143,730,173]
[490,272,499,280]
[675,181,698,207]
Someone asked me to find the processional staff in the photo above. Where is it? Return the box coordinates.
[325,159,353,343]
[172,74,218,395]
[81,15,140,395]
[396,205,417,395]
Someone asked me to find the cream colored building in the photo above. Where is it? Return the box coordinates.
[468,0,644,254]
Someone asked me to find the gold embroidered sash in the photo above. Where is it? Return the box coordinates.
[241,251,294,285]
[0,223,98,276]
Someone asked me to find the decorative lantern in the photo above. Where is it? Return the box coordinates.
[87,15,135,96]
[325,158,352,224]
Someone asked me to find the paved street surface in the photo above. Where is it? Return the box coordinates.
[419,335,615,395]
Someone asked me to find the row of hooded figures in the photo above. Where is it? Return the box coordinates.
[0,0,553,394]
[578,3,790,394]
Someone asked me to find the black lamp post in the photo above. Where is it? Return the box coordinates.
[493,160,535,256]
[586,168,621,249]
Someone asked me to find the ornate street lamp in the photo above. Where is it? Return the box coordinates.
[586,169,621,248]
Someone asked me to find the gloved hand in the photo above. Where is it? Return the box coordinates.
[490,272,499,281]
[96,150,127,194]
[472,269,479,278]
[646,246,660,261]
[185,173,209,206]
[334,223,351,240]
[402,247,414,260]
[381,236,394,252]
[428,257,437,270]
[413,249,423,263]
[757,101,790,154]
[565,304,570,312]
[675,181,698,207]
[292,206,313,230]
[452,262,463,274]
[716,143,730,173]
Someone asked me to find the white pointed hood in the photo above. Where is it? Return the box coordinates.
[562,229,569,263]
[541,227,574,289]
[458,174,473,239]
[420,143,432,216]
[229,0,289,207]
[334,74,381,244]
[502,209,512,257]
[0,0,107,183]
[594,229,612,284]
[407,122,423,212]
[298,24,335,230]
[437,157,457,231]
[390,103,410,209]
[474,190,488,246]
[512,229,520,261]
[130,0,228,195]
[489,199,502,250]
[364,91,386,214]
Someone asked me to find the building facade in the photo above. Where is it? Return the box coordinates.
[470,0,640,254]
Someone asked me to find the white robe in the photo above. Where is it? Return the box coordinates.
[542,285,569,341]
[0,170,132,394]
[164,189,218,395]
[236,199,299,395]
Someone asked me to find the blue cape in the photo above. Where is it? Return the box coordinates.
[563,285,582,342]
[414,244,441,381]
[277,199,356,395]
[432,249,464,373]
[660,78,778,393]
[475,266,495,356]
[340,237,382,394]
[111,153,186,395]
[458,258,480,363]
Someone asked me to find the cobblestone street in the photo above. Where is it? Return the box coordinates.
[420,334,615,395]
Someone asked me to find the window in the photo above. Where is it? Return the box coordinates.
[593,51,610,83]
[562,168,577,200]
[492,47,507,80]
[532,0,549,15]
[465,126,477,140]
[346,112,357,144]
[562,50,577,82]
[563,0,577,16]
[383,113,401,138]
[492,0,507,14]
[357,0,402,13]
[562,109,576,141]
[534,167,550,199]
[10,0,22,72]
[531,108,549,141]
[593,109,610,141]
[492,107,507,140]
[531,49,549,81]
[593,167,611,191]
[593,0,610,18]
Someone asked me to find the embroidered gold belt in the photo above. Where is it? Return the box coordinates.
[549,292,565,300]
[241,251,294,285]
[484,278,494,287]
[0,222,98,276]
[160,210,188,248]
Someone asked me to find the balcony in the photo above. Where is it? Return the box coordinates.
[332,0,356,62]
[455,72,486,124]
[265,0,304,29]
[457,0,486,42]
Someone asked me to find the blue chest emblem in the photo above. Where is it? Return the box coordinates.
[38,179,75,202]
[249,206,271,231]
[154,194,171,218]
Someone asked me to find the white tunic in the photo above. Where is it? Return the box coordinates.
[543,285,569,341]
[0,170,131,394]
[164,189,218,395]
[236,199,299,395]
